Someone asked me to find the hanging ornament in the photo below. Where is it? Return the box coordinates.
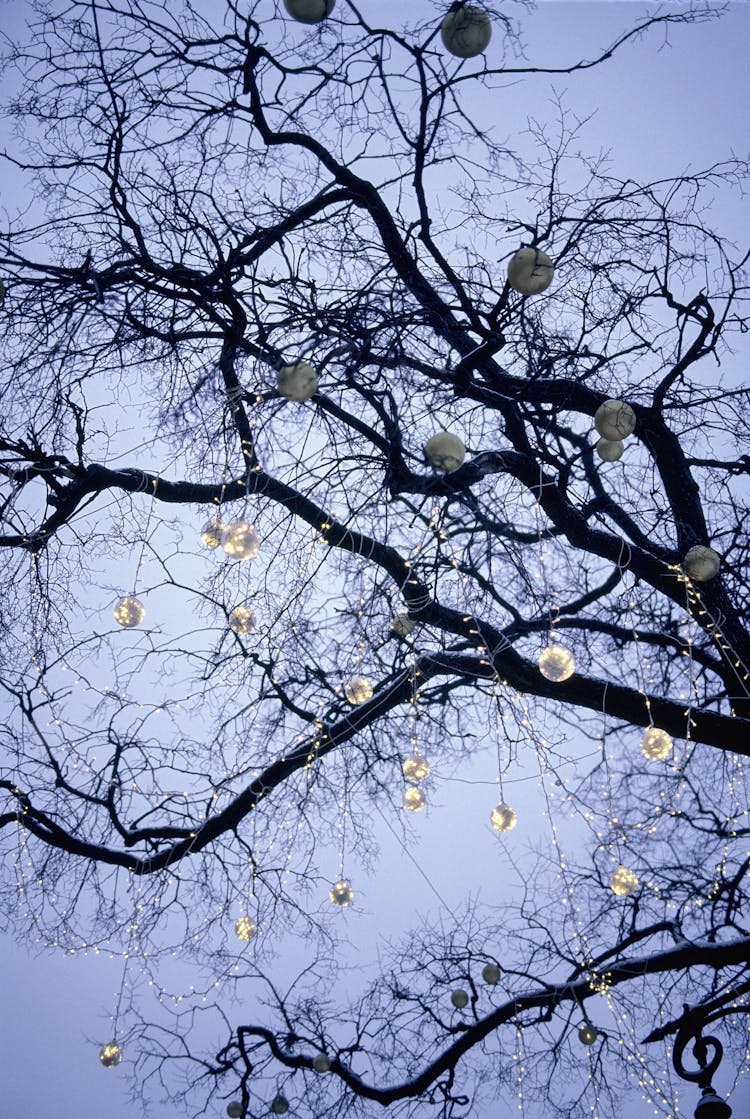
[234,915,258,941]
[640,727,673,761]
[283,0,335,22]
[490,802,517,832]
[391,613,416,637]
[277,361,319,402]
[222,521,260,560]
[450,988,469,1009]
[270,1096,290,1116]
[683,544,721,582]
[312,1052,331,1073]
[610,865,639,897]
[99,1041,123,1068]
[403,785,426,812]
[440,4,492,58]
[344,676,373,705]
[113,596,145,628]
[201,518,226,549]
[595,437,624,463]
[423,431,466,473]
[481,962,501,985]
[578,1024,597,1046]
[229,605,257,635]
[329,879,354,907]
[538,644,575,682]
[507,247,555,296]
[593,399,636,441]
[227,1104,243,1118]
[402,753,430,782]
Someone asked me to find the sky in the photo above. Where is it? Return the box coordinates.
[1,2,749,1118]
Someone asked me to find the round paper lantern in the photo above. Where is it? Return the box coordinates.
[235,915,258,941]
[283,0,335,22]
[683,545,720,582]
[507,247,555,296]
[610,865,639,897]
[227,1103,243,1118]
[402,753,430,782]
[593,399,636,440]
[229,605,256,635]
[312,1052,331,1073]
[201,518,226,549]
[277,362,318,402]
[344,676,373,705]
[391,613,415,637]
[490,802,517,832]
[403,785,426,812]
[595,438,624,463]
[424,431,466,473]
[222,522,260,560]
[641,727,673,761]
[538,644,575,682]
[113,596,145,628]
[440,5,492,58]
[481,962,501,985]
[99,1041,123,1068]
[450,988,469,1009]
[270,1096,290,1116]
[329,879,353,907]
[578,1024,597,1047]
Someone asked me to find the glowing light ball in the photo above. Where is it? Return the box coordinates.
[222,522,260,560]
[450,988,469,1009]
[403,785,426,812]
[610,865,639,897]
[578,1024,597,1046]
[277,361,318,402]
[683,545,720,582]
[594,399,636,440]
[113,596,145,628]
[329,879,353,907]
[538,644,575,682]
[270,1096,290,1116]
[201,518,226,549]
[424,431,466,473]
[235,915,258,941]
[391,613,415,637]
[641,727,673,761]
[344,677,373,705]
[482,962,501,985]
[402,753,430,783]
[229,606,257,635]
[595,438,624,463]
[490,803,517,832]
[507,247,555,296]
[99,1042,123,1068]
[227,1103,243,1118]
[440,4,492,58]
[283,0,335,22]
[312,1052,331,1073]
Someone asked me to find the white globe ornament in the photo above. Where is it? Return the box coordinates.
[424,431,466,473]
[99,1041,123,1068]
[229,605,257,635]
[593,399,636,441]
[227,1103,243,1118]
[610,865,639,897]
[578,1024,597,1047]
[222,521,260,560]
[507,247,555,296]
[270,1096,290,1116]
[482,962,501,985]
[113,596,145,628]
[344,676,373,705]
[277,361,318,402]
[312,1052,331,1073]
[440,5,492,58]
[283,0,335,22]
[538,644,575,682]
[490,802,517,832]
[329,879,353,907]
[450,988,469,1009]
[234,915,258,941]
[201,518,226,549]
[595,438,624,463]
[641,727,673,761]
[391,613,415,637]
[402,753,430,783]
[403,785,426,812]
[683,545,721,582]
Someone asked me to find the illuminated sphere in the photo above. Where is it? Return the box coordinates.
[507,247,555,296]
[402,753,430,783]
[440,5,492,58]
[329,879,354,907]
[283,0,335,22]
[222,521,260,560]
[344,676,373,705]
[610,865,639,897]
[270,1096,290,1116]
[450,988,469,1009]
[538,644,575,682]
[595,437,624,463]
[227,1104,243,1118]
[641,727,673,761]
[277,361,318,402]
[490,803,517,833]
[312,1052,331,1073]
[229,605,257,635]
[113,596,145,628]
[99,1041,123,1069]
[424,431,466,473]
[403,785,426,812]
[594,399,636,441]
[683,544,720,582]
[201,518,226,549]
[234,915,258,941]
[578,1024,597,1047]
[482,962,501,985]
[391,613,415,637]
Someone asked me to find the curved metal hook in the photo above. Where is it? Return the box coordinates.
[673,1024,724,1089]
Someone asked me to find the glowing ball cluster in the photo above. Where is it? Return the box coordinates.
[99,1042,123,1069]
[227,1103,243,1118]
[201,518,226,549]
[593,399,636,462]
[277,361,318,402]
[223,521,260,560]
[578,1024,597,1046]
[403,785,426,812]
[229,605,256,635]
[507,247,555,296]
[329,879,354,907]
[490,803,517,833]
[610,865,639,897]
[344,677,373,705]
[482,962,501,985]
[270,1096,290,1116]
[538,644,575,682]
[402,753,430,782]
[440,5,492,58]
[391,613,415,637]
[113,596,145,628]
[424,431,466,473]
[450,988,469,1009]
[641,727,673,761]
[312,1052,331,1073]
[235,915,258,941]
[683,544,720,582]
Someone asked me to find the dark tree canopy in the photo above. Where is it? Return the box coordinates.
[1,2,749,1117]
